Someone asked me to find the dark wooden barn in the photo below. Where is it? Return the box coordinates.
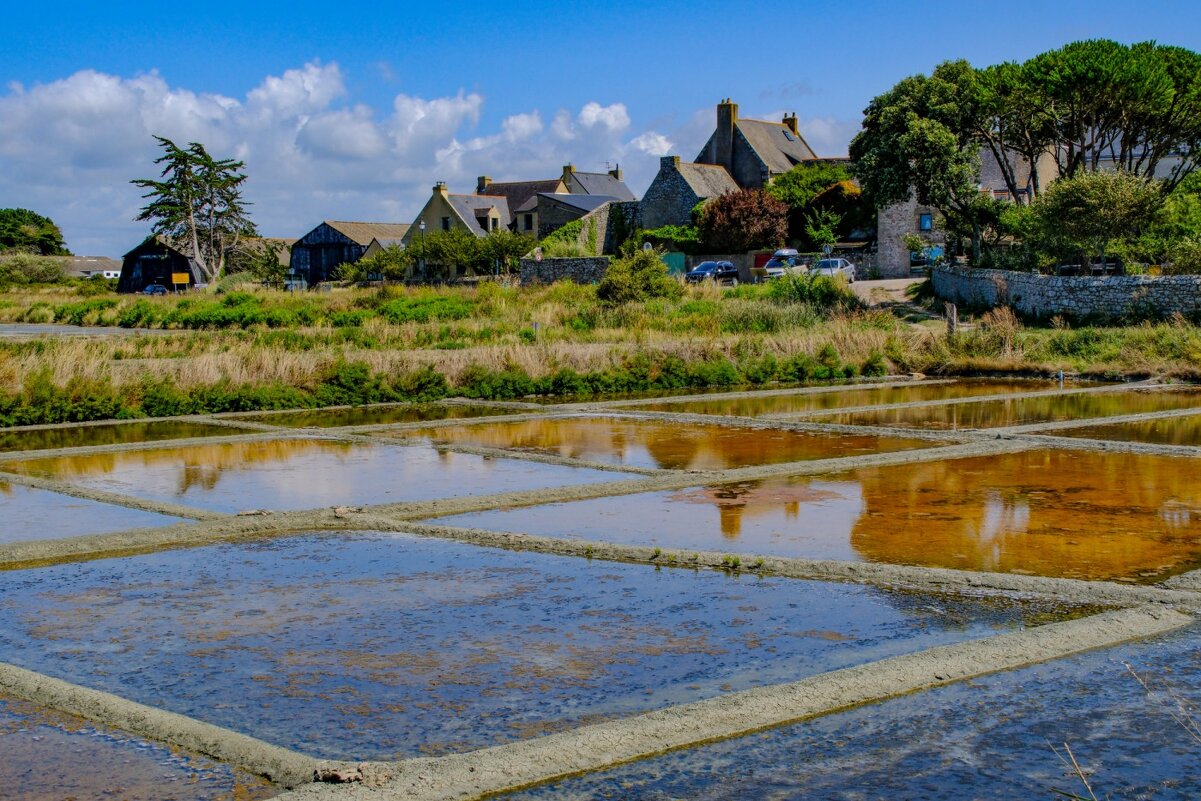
[117,236,199,293]
[290,221,410,285]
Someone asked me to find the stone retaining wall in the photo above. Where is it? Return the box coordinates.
[520,256,611,285]
[932,264,1201,320]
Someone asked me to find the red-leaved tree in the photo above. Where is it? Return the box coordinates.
[697,189,789,253]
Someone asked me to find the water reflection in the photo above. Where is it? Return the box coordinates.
[439,449,1201,581]
[6,439,627,513]
[241,403,516,428]
[631,380,1060,417]
[0,421,232,453]
[833,389,1201,429]
[1058,413,1201,446]
[400,417,927,470]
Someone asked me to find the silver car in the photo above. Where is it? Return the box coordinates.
[810,258,856,282]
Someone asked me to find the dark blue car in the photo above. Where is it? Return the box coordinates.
[685,260,739,285]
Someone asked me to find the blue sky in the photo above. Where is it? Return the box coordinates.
[1,0,1198,255]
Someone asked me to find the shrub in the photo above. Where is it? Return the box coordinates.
[767,273,861,311]
[596,248,682,305]
[378,294,475,324]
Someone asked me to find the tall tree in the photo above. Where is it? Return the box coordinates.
[132,136,256,283]
[850,69,995,262]
[1031,170,1164,268]
[0,208,69,255]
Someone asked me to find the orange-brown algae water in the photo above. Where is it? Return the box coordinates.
[830,388,1201,429]
[393,416,929,469]
[437,449,1201,582]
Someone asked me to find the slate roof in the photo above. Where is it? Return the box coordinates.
[537,193,621,213]
[567,171,636,201]
[446,194,512,235]
[734,119,816,173]
[475,180,562,219]
[677,162,740,198]
[324,221,411,246]
[68,256,122,276]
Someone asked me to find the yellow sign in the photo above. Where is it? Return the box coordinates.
[171,273,190,285]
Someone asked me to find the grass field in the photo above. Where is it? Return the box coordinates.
[2,279,1200,426]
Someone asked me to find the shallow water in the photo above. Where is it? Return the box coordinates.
[629,379,1060,417]
[6,439,627,513]
[394,416,928,469]
[1054,413,1201,447]
[436,449,1201,581]
[239,403,517,428]
[0,480,184,543]
[502,624,1201,801]
[0,532,1078,760]
[832,388,1201,429]
[0,420,233,453]
[0,696,274,801]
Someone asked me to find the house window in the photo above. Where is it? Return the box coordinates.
[919,213,933,231]
[524,214,533,231]
[490,217,499,232]
[441,217,451,231]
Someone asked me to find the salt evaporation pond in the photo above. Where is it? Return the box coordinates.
[0,480,185,543]
[0,532,1082,760]
[237,402,519,428]
[628,379,1061,417]
[0,695,274,801]
[393,416,929,470]
[501,624,1201,800]
[0,419,233,453]
[4,438,627,513]
[435,449,1201,582]
[831,387,1201,430]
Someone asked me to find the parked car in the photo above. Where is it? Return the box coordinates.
[753,249,802,282]
[685,260,739,285]
[142,284,168,295]
[810,258,857,282]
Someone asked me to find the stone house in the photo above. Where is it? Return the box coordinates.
[874,149,1060,277]
[641,99,819,229]
[478,166,636,236]
[640,156,740,230]
[695,99,817,189]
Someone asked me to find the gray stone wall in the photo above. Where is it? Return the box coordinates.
[932,264,1201,321]
[641,157,702,229]
[520,256,611,286]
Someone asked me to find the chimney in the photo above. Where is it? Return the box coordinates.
[609,163,623,181]
[476,176,491,194]
[660,155,681,172]
[715,98,738,172]
[433,181,448,196]
[562,164,575,175]
[783,113,799,136]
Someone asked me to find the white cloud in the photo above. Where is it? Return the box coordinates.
[629,132,673,156]
[0,67,691,255]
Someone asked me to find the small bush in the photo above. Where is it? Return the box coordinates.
[596,249,682,305]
